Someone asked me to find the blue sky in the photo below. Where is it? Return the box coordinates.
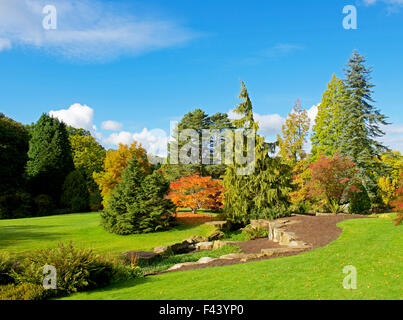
[0,0,402,155]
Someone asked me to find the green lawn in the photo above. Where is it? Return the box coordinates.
[0,212,214,257]
[62,216,402,300]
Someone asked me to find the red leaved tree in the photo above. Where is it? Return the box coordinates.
[168,175,224,213]
[307,153,359,213]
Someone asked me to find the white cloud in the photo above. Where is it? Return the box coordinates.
[49,103,96,132]
[0,38,11,51]
[101,120,123,131]
[0,0,196,61]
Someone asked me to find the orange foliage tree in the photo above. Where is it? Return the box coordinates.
[93,142,151,206]
[168,174,224,213]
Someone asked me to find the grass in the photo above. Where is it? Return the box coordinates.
[0,212,215,258]
[137,245,241,275]
[62,216,402,300]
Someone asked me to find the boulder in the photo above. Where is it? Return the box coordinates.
[153,246,171,255]
[197,257,216,264]
[205,221,228,231]
[184,235,209,244]
[219,253,245,260]
[170,240,195,254]
[208,230,225,241]
[195,242,214,251]
[168,262,197,271]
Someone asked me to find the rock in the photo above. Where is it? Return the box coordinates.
[279,232,297,245]
[184,235,208,244]
[170,240,194,254]
[212,240,228,250]
[219,253,245,260]
[197,257,216,264]
[195,242,214,251]
[261,247,306,257]
[208,230,225,241]
[240,253,263,262]
[122,251,159,261]
[250,219,271,230]
[153,246,171,255]
[205,221,228,231]
[168,262,197,271]
[288,240,311,248]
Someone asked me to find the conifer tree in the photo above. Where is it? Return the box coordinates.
[26,114,74,203]
[223,82,291,224]
[277,99,310,163]
[311,74,346,161]
[101,156,176,235]
[339,51,389,196]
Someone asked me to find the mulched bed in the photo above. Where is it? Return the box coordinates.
[163,214,368,273]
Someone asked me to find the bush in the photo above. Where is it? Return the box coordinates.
[0,253,15,285]
[61,170,89,212]
[0,283,46,300]
[0,190,33,219]
[249,204,291,221]
[34,194,54,216]
[349,184,371,214]
[14,243,137,297]
[101,156,176,235]
[89,188,103,212]
[242,226,268,240]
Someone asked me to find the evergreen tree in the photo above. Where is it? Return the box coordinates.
[26,114,74,203]
[277,99,310,163]
[101,156,176,235]
[223,81,292,224]
[311,74,346,161]
[61,170,89,212]
[339,51,389,196]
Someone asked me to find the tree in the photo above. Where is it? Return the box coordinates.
[391,173,403,225]
[168,175,224,213]
[277,99,310,162]
[339,51,389,197]
[61,170,89,212]
[311,74,346,161]
[307,154,359,213]
[0,113,30,193]
[223,81,292,224]
[26,114,74,203]
[93,142,151,206]
[164,109,234,180]
[379,151,403,181]
[100,156,176,235]
[377,176,398,208]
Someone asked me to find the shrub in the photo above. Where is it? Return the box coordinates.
[249,204,291,221]
[0,283,46,300]
[61,170,89,212]
[34,194,54,216]
[349,184,371,214]
[0,190,33,219]
[242,226,268,240]
[0,253,15,285]
[89,188,103,212]
[14,243,136,297]
[101,156,176,235]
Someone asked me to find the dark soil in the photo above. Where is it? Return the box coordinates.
[163,214,368,273]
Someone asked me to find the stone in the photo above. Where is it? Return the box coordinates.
[250,219,271,230]
[168,262,197,271]
[279,232,297,245]
[261,247,306,257]
[205,221,228,230]
[288,240,311,248]
[212,240,228,250]
[219,253,245,260]
[184,235,208,244]
[240,253,263,262]
[208,230,225,241]
[170,240,194,254]
[153,246,171,255]
[197,257,216,264]
[195,242,214,251]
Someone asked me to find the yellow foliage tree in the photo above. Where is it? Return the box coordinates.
[93,142,151,206]
[377,176,398,207]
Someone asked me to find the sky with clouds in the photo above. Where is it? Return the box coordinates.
[1,0,402,157]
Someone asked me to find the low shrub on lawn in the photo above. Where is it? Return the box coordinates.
[1,243,142,300]
[242,226,268,240]
[137,245,241,275]
[0,253,16,285]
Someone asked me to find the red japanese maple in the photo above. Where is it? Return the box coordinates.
[168,175,224,213]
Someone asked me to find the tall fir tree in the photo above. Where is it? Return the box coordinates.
[223,81,291,224]
[277,99,310,163]
[26,114,74,203]
[339,51,389,196]
[311,74,346,161]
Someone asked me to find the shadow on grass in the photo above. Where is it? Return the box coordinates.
[0,225,67,250]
